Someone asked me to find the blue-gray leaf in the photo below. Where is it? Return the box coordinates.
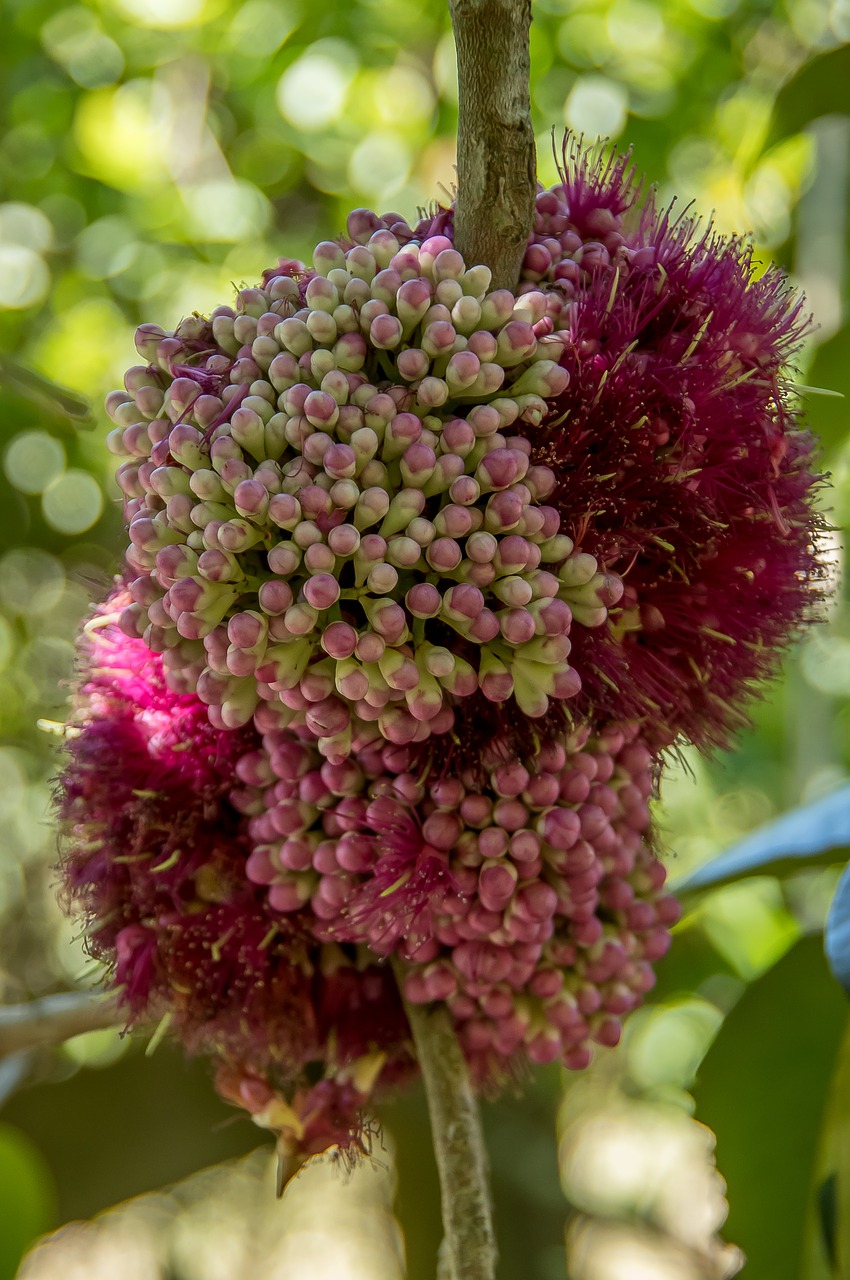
[672,783,850,895]
[826,861,850,996]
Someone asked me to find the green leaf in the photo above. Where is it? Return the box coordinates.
[770,47,850,145]
[0,1123,55,1277]
[0,356,94,429]
[673,785,850,895]
[693,935,849,1279]
[818,1022,850,1279]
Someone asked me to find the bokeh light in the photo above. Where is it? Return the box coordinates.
[276,43,357,130]
[41,472,104,535]
[4,433,66,497]
[564,76,629,136]
[0,552,66,617]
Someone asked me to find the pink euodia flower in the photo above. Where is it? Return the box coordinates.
[59,137,821,1155]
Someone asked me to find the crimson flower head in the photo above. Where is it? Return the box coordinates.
[523,140,821,749]
[58,138,820,1157]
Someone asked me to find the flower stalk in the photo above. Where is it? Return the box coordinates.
[410,7,535,1272]
[449,0,537,291]
[397,960,497,1280]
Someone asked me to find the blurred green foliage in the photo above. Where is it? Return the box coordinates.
[2,0,850,1276]
[0,1124,54,1279]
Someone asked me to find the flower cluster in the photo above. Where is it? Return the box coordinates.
[59,139,820,1157]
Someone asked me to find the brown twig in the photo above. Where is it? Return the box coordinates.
[449,0,537,290]
[0,991,122,1058]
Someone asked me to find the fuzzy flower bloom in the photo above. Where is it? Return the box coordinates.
[483,143,821,748]
[60,597,414,1159]
[60,594,676,1144]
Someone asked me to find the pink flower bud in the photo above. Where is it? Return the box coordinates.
[353,487,391,530]
[439,419,474,458]
[445,351,481,391]
[479,861,518,912]
[323,443,357,479]
[267,542,301,576]
[321,620,357,660]
[258,580,293,615]
[377,705,419,744]
[346,245,378,281]
[400,442,436,487]
[396,347,430,380]
[476,448,524,493]
[270,491,303,527]
[442,583,484,620]
[302,574,340,610]
[537,807,581,850]
[333,332,368,371]
[284,602,318,635]
[304,543,335,574]
[231,479,268,520]
[484,490,524,532]
[404,582,440,619]
[386,536,423,569]
[465,609,500,643]
[367,563,398,594]
[433,503,476,539]
[327,523,360,556]
[296,486,331,519]
[499,608,537,645]
[355,630,387,661]
[370,314,404,349]
[416,377,449,407]
[227,611,267,650]
[492,575,533,608]
[335,658,369,700]
[424,536,461,572]
[384,412,422,457]
[422,811,463,850]
[421,320,458,358]
[303,390,339,428]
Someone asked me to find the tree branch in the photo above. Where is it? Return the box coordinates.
[396,965,497,1280]
[449,0,537,290]
[0,991,122,1058]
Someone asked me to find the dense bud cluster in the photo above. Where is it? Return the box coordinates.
[59,139,820,1158]
[237,714,674,1071]
[109,230,621,760]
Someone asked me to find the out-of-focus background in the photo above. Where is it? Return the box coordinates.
[1,0,850,1276]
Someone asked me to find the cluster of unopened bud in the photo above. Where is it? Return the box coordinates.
[106,225,622,760]
[234,716,677,1073]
